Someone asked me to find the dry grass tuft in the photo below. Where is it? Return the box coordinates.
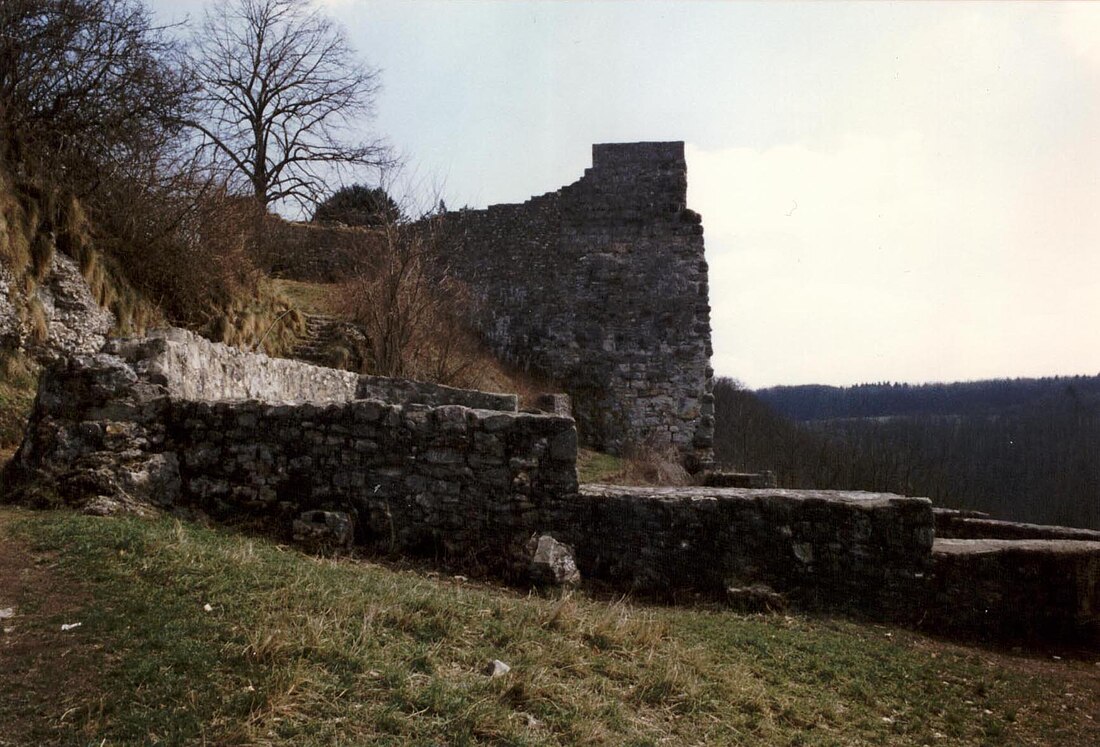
[579,445,690,486]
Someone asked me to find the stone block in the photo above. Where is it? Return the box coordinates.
[293,510,355,551]
[526,534,581,587]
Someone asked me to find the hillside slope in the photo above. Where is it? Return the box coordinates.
[1,507,1097,746]
[750,378,1100,529]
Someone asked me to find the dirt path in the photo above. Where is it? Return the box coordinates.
[0,508,100,746]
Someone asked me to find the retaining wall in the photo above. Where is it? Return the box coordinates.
[9,330,1099,639]
[546,486,933,617]
[931,539,1100,641]
[3,329,931,621]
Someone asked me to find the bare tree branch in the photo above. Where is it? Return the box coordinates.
[186,0,394,213]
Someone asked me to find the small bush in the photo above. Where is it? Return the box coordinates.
[334,219,489,387]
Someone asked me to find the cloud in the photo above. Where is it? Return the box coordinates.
[689,129,1100,387]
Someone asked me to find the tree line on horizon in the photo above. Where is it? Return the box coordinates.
[713,375,1100,530]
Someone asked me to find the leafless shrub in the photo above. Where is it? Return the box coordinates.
[618,443,692,486]
[335,218,487,387]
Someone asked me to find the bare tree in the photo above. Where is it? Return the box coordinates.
[187,0,392,211]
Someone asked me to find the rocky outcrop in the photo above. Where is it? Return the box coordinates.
[1,253,113,362]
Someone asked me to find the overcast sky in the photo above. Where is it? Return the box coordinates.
[152,1,1100,388]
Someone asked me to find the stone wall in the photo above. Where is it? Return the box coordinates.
[440,142,713,468]
[10,330,1100,639]
[931,539,1100,641]
[172,399,577,579]
[934,512,1100,542]
[543,485,934,618]
[4,330,931,623]
[2,332,568,567]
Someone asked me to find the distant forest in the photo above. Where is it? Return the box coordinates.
[712,376,1100,530]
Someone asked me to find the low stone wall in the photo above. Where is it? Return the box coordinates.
[8,329,1100,640]
[3,330,934,622]
[172,399,577,578]
[1,336,569,579]
[542,486,934,619]
[931,539,1100,641]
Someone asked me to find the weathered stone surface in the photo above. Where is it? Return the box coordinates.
[526,534,581,586]
[438,142,713,469]
[930,539,1100,641]
[2,330,576,579]
[37,254,114,360]
[293,510,355,551]
[104,328,517,411]
[726,584,787,613]
[934,513,1100,542]
[0,253,113,363]
[532,393,572,418]
[539,485,935,620]
[704,470,778,489]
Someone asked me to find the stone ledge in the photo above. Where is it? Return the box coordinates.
[930,538,1100,642]
[934,516,1100,542]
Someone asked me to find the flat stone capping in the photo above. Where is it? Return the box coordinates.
[703,471,777,489]
[933,538,1100,554]
[104,327,517,411]
[934,515,1100,542]
[541,485,934,619]
[931,539,1100,641]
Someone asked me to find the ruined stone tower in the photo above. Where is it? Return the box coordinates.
[443,142,714,468]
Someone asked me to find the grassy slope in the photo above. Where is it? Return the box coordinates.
[1,508,1097,746]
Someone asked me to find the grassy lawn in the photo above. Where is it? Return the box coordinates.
[1,507,1097,746]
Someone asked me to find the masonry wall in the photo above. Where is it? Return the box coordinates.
[5,330,935,623]
[441,142,714,468]
[931,539,1100,640]
[172,400,577,578]
[545,486,934,618]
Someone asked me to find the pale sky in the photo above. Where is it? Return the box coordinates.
[152,1,1100,388]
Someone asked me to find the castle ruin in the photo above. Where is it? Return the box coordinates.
[3,142,1100,644]
[442,142,714,469]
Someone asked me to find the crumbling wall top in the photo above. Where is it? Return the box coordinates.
[590,141,686,171]
[103,328,518,411]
